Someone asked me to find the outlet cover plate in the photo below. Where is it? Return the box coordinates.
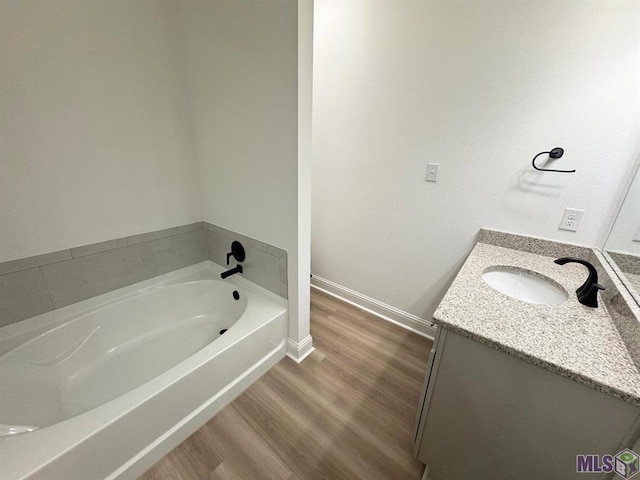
[559,208,584,232]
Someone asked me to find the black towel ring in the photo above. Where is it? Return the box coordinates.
[532,148,575,173]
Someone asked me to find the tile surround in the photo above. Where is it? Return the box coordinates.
[0,268,54,328]
[70,238,129,259]
[40,242,158,308]
[204,222,287,298]
[152,230,208,275]
[0,221,288,328]
[0,249,72,276]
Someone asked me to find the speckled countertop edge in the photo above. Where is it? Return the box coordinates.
[433,233,640,407]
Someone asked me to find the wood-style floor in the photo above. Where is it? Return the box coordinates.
[139,289,432,480]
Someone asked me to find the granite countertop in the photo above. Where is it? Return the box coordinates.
[627,273,640,297]
[433,234,640,406]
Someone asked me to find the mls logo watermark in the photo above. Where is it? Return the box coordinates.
[577,449,640,479]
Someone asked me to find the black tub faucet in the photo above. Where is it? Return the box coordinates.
[221,241,246,279]
[226,241,246,265]
[221,264,243,279]
[554,257,605,308]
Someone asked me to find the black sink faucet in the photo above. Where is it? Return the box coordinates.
[221,241,246,280]
[554,257,605,308]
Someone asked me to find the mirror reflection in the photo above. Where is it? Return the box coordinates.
[604,160,640,306]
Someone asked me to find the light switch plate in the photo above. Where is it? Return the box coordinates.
[426,163,440,182]
[634,223,640,243]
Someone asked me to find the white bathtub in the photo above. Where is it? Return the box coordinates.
[0,261,287,480]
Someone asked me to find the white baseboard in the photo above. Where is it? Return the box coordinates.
[311,275,436,339]
[286,335,315,363]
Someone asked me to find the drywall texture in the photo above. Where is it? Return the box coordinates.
[312,0,640,321]
[0,0,202,263]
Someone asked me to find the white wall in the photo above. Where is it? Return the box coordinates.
[178,0,298,252]
[295,0,314,354]
[178,0,312,357]
[312,0,640,320]
[0,0,202,263]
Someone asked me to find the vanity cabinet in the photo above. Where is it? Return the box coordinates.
[413,327,640,480]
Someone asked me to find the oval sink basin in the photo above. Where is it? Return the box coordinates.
[482,268,567,305]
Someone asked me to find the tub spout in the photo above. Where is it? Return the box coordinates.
[221,264,243,279]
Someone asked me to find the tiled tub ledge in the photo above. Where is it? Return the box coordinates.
[434,229,640,406]
[0,222,287,328]
[204,222,288,300]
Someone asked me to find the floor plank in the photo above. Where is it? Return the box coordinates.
[139,289,432,480]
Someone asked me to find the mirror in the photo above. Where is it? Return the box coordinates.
[603,157,640,307]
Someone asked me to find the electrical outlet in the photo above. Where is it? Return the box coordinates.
[425,163,440,182]
[559,208,584,232]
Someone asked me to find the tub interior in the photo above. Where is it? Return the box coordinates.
[0,281,247,433]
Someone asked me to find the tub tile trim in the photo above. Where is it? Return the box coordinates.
[204,222,287,299]
[1,221,287,326]
[0,222,207,327]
